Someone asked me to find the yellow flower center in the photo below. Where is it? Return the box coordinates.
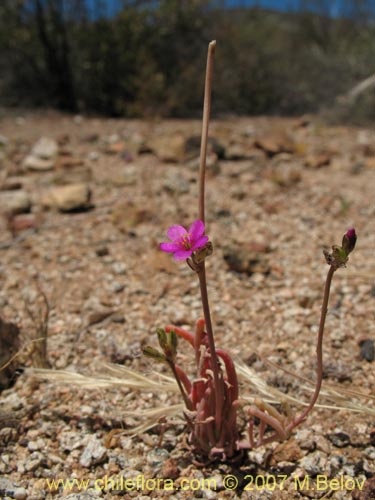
[181,233,192,250]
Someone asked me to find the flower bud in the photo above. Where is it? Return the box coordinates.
[157,328,177,361]
[342,228,357,256]
[323,228,357,269]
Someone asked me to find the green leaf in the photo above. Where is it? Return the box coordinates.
[142,345,166,362]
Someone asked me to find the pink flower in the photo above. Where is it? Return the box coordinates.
[160,220,209,261]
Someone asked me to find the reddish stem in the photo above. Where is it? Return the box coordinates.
[287,264,336,432]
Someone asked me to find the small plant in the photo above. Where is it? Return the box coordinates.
[142,41,357,461]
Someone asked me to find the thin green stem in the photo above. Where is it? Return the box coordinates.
[168,360,193,411]
[287,265,336,432]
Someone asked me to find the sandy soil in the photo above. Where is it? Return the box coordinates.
[0,110,374,499]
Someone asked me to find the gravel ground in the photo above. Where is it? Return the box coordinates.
[0,111,374,499]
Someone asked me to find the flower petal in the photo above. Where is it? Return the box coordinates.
[167,225,187,242]
[160,242,180,253]
[189,220,205,240]
[191,235,209,251]
[173,249,193,260]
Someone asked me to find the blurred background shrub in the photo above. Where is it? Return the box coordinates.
[0,0,374,123]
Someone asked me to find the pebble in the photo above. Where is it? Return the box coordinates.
[272,439,303,463]
[59,431,87,451]
[24,136,58,170]
[65,494,101,500]
[163,171,190,194]
[364,446,375,460]
[80,436,107,467]
[0,190,31,215]
[0,478,17,498]
[7,213,39,235]
[14,488,28,500]
[41,183,91,212]
[327,430,351,447]
[24,156,55,171]
[87,151,100,161]
[112,262,127,275]
[146,447,170,470]
[27,440,42,452]
[359,338,375,362]
[299,450,328,475]
[0,134,8,146]
[148,133,186,162]
[315,435,331,454]
[110,282,125,293]
[31,137,58,159]
[25,452,44,472]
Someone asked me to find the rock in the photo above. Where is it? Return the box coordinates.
[271,439,303,464]
[148,133,225,163]
[54,166,92,185]
[1,177,24,190]
[57,156,85,168]
[149,133,186,162]
[81,132,99,143]
[364,446,375,460]
[87,151,100,161]
[59,431,86,452]
[0,426,18,445]
[146,447,170,471]
[111,166,137,187]
[31,137,58,159]
[109,263,125,277]
[111,201,154,232]
[365,157,375,169]
[7,213,39,236]
[304,153,331,169]
[358,338,374,362]
[25,451,44,472]
[24,136,58,171]
[225,142,253,160]
[223,244,271,275]
[65,494,100,500]
[327,430,351,447]
[266,165,302,187]
[14,487,28,500]
[41,183,91,212]
[254,131,295,156]
[161,458,179,479]
[105,142,127,155]
[163,171,190,194]
[87,309,113,326]
[95,246,109,257]
[0,478,18,498]
[0,190,31,215]
[0,317,21,390]
[184,135,226,160]
[147,251,175,274]
[80,436,107,467]
[315,435,331,454]
[298,450,328,475]
[24,156,55,171]
[352,476,375,500]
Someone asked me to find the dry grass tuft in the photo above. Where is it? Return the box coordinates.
[29,358,375,437]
